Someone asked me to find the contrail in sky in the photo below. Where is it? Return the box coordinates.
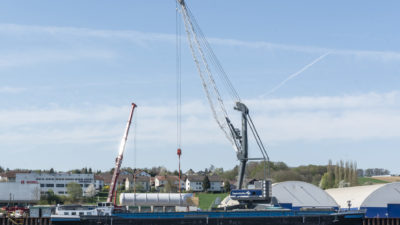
[260,52,331,98]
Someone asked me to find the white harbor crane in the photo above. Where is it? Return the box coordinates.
[107,103,137,203]
[176,0,271,202]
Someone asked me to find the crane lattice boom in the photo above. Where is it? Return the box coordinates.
[177,0,270,190]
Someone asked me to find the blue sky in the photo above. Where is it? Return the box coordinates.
[0,1,399,173]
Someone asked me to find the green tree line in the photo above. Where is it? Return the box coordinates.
[320,160,358,189]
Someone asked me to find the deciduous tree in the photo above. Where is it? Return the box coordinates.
[67,182,82,202]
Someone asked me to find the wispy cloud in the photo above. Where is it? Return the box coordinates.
[210,37,400,61]
[0,86,26,94]
[0,49,116,68]
[0,23,174,45]
[248,91,400,111]
[0,92,399,147]
[1,92,399,171]
[1,23,400,62]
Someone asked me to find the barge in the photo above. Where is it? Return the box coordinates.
[51,209,364,225]
[45,202,365,225]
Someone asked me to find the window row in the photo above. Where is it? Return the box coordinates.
[36,178,93,182]
[64,212,93,216]
[40,183,91,188]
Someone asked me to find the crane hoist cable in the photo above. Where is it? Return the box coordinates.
[185,6,240,102]
[176,1,184,195]
[178,1,237,148]
[176,0,182,149]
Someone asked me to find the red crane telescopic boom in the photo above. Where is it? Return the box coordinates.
[107,103,137,203]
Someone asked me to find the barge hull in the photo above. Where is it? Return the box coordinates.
[52,214,363,225]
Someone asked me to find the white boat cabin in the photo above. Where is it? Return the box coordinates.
[52,202,113,218]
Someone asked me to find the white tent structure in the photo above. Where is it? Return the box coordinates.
[272,181,339,210]
[326,183,400,218]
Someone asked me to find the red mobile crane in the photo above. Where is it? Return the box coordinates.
[107,103,137,204]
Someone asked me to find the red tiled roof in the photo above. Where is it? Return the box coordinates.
[187,175,222,182]
[187,175,205,182]
[156,175,181,181]
[97,173,129,184]
[94,175,104,181]
[208,175,223,182]
[0,170,30,178]
[126,175,150,182]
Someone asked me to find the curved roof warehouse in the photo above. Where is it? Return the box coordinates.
[272,181,339,210]
[326,182,400,218]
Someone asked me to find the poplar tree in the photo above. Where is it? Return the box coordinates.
[344,161,349,182]
[334,162,340,187]
[339,160,344,183]
[349,162,354,185]
[203,176,210,192]
[327,160,335,188]
[351,161,359,186]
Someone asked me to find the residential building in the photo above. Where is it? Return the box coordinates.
[125,175,151,192]
[227,180,237,190]
[134,170,151,177]
[99,173,129,189]
[185,175,204,192]
[94,175,104,190]
[185,175,223,192]
[155,176,167,190]
[0,171,30,182]
[185,169,195,176]
[150,177,155,189]
[208,176,224,192]
[155,175,185,192]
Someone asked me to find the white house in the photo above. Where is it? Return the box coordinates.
[186,175,223,192]
[185,175,204,192]
[155,176,167,190]
[208,176,224,192]
[134,170,151,177]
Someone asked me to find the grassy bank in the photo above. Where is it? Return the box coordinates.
[197,193,229,210]
[358,177,388,185]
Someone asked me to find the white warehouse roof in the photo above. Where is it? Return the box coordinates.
[326,183,400,208]
[272,181,338,208]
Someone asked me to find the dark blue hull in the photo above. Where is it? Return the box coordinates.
[52,210,364,225]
